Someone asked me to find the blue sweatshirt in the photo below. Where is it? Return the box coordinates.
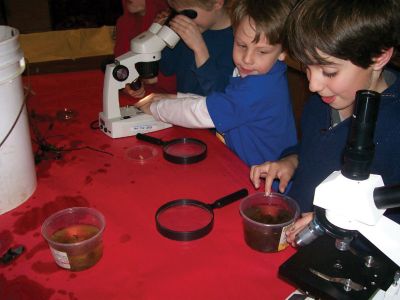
[206,61,297,167]
[160,27,234,96]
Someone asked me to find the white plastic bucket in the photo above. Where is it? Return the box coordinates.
[0,26,37,214]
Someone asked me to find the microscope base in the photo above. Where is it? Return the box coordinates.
[99,106,171,138]
[279,235,398,300]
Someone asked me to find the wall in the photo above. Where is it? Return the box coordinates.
[4,0,52,33]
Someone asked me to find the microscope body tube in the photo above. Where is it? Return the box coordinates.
[342,90,381,180]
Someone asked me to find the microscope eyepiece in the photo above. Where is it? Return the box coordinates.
[374,184,400,209]
[341,90,381,180]
[164,9,198,26]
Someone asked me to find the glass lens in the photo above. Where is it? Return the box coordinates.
[157,203,212,232]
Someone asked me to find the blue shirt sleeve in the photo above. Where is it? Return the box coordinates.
[159,27,234,96]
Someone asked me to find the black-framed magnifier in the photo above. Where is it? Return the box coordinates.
[155,188,249,241]
[136,133,207,164]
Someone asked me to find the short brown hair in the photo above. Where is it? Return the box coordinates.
[284,0,400,68]
[167,0,231,11]
[230,0,296,45]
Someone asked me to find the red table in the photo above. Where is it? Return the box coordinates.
[0,70,296,299]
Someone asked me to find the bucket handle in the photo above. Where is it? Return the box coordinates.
[0,58,26,86]
[0,58,27,149]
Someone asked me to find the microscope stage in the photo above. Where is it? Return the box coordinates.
[279,235,398,300]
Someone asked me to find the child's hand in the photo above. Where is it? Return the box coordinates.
[151,93,177,101]
[285,212,314,247]
[123,82,146,99]
[143,77,158,85]
[137,101,152,114]
[135,93,155,108]
[154,10,170,24]
[134,93,177,113]
[250,154,298,195]
[168,15,209,67]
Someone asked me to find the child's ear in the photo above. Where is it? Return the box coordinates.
[278,51,286,62]
[372,47,394,70]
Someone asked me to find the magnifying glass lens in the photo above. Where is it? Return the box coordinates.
[157,204,213,232]
[164,141,206,158]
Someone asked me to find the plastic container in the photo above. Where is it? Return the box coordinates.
[125,144,158,164]
[41,207,106,271]
[239,192,300,252]
[0,26,36,215]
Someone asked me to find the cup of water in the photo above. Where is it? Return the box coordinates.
[239,193,299,252]
[41,207,105,271]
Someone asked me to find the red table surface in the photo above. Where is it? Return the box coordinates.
[0,70,296,300]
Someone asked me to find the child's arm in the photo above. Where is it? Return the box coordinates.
[137,93,215,128]
[164,15,233,95]
[250,154,299,195]
[168,15,209,68]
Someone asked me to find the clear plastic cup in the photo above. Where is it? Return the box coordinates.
[239,192,299,252]
[41,207,105,271]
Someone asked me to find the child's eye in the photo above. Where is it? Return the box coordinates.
[323,71,337,78]
[236,43,246,48]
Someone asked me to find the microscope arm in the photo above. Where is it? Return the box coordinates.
[102,51,161,120]
[102,22,180,120]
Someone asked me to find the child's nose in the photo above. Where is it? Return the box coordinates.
[307,69,324,93]
[242,50,254,65]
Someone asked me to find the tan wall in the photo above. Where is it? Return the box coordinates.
[19,26,115,63]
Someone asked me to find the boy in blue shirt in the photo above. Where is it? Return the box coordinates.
[137,0,297,169]
[125,0,234,98]
[250,0,400,244]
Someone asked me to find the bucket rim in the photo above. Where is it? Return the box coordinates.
[0,26,20,46]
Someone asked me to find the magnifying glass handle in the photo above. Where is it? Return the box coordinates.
[211,189,248,209]
[136,133,165,146]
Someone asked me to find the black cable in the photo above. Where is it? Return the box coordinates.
[90,119,100,130]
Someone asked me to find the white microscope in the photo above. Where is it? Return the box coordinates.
[280,90,400,300]
[98,17,180,138]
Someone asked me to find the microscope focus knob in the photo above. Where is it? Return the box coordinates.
[129,79,142,91]
[112,65,129,82]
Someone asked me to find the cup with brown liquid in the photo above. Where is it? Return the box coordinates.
[41,207,105,271]
[239,193,299,252]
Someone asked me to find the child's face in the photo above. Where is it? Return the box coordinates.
[232,17,285,78]
[305,49,381,119]
[169,3,222,32]
[125,0,146,15]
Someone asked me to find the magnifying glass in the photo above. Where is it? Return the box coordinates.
[155,188,249,241]
[136,133,207,164]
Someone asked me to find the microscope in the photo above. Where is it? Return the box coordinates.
[99,9,197,138]
[279,90,400,300]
